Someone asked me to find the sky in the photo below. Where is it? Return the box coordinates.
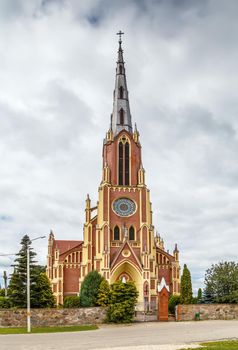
[0,0,237,293]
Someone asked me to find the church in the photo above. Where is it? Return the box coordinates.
[46,34,180,309]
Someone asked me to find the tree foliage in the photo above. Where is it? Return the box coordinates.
[180,264,193,304]
[168,294,180,314]
[197,288,202,302]
[63,296,81,308]
[0,296,11,308]
[33,273,55,308]
[107,281,139,323]
[97,279,111,306]
[204,261,238,303]
[8,235,55,308]
[80,270,104,307]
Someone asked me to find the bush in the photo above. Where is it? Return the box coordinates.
[63,296,80,308]
[97,279,111,306]
[80,271,104,307]
[0,296,11,308]
[107,281,138,323]
[168,295,180,314]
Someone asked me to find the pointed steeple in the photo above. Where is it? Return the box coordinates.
[111,31,132,136]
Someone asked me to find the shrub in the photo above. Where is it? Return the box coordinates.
[107,281,138,323]
[168,294,180,314]
[97,279,111,306]
[63,296,80,308]
[80,271,104,307]
[0,296,11,308]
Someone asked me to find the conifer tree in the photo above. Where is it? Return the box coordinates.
[197,288,202,302]
[107,281,139,323]
[33,272,55,308]
[97,279,111,306]
[180,264,193,304]
[80,270,104,307]
[8,235,38,308]
[8,235,55,308]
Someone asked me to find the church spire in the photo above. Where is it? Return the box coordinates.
[111,31,132,136]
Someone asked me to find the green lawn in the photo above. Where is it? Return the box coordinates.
[184,340,238,350]
[0,324,98,334]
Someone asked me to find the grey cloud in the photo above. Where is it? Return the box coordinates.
[0,0,238,292]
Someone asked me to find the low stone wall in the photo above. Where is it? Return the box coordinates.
[176,304,238,321]
[0,307,107,327]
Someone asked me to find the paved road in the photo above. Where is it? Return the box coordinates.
[0,320,238,350]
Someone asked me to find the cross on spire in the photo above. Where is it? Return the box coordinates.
[116,30,124,43]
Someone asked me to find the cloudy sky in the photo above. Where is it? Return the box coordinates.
[0,0,237,293]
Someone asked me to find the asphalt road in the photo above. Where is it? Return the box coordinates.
[0,320,238,350]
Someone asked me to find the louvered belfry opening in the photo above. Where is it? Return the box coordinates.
[118,139,130,186]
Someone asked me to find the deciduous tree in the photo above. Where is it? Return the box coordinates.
[204,261,238,303]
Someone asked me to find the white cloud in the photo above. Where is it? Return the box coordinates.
[0,0,238,294]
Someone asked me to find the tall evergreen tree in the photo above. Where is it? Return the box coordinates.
[8,235,55,308]
[8,235,38,308]
[180,264,193,304]
[197,288,202,302]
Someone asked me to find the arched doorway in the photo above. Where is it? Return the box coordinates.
[110,261,143,308]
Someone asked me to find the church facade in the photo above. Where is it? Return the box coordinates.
[46,36,180,309]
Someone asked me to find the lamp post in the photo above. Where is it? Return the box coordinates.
[27,236,46,333]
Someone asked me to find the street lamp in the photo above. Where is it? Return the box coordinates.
[27,236,46,333]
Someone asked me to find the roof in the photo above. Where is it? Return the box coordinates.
[53,240,83,255]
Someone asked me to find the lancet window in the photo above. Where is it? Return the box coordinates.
[114,226,120,241]
[118,137,130,186]
[129,226,135,240]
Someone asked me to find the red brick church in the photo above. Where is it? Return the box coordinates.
[46,34,180,309]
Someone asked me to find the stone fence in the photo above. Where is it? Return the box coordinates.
[0,307,107,327]
[176,304,238,321]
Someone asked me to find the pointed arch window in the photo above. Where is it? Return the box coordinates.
[129,226,135,241]
[119,142,123,186]
[125,142,130,185]
[114,226,120,241]
[119,108,124,125]
[119,65,123,74]
[119,86,124,99]
[118,138,130,186]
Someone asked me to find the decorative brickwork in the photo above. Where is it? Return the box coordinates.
[176,304,238,321]
[0,307,106,327]
[46,37,181,310]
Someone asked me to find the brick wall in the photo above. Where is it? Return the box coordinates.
[176,304,238,321]
[0,307,107,327]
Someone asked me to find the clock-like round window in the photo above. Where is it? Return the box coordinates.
[113,198,136,217]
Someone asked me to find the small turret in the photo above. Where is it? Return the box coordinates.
[102,162,110,183]
[173,243,179,261]
[85,194,91,223]
[133,123,140,143]
[138,164,145,186]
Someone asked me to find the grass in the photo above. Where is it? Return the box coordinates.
[184,340,238,350]
[0,324,98,334]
